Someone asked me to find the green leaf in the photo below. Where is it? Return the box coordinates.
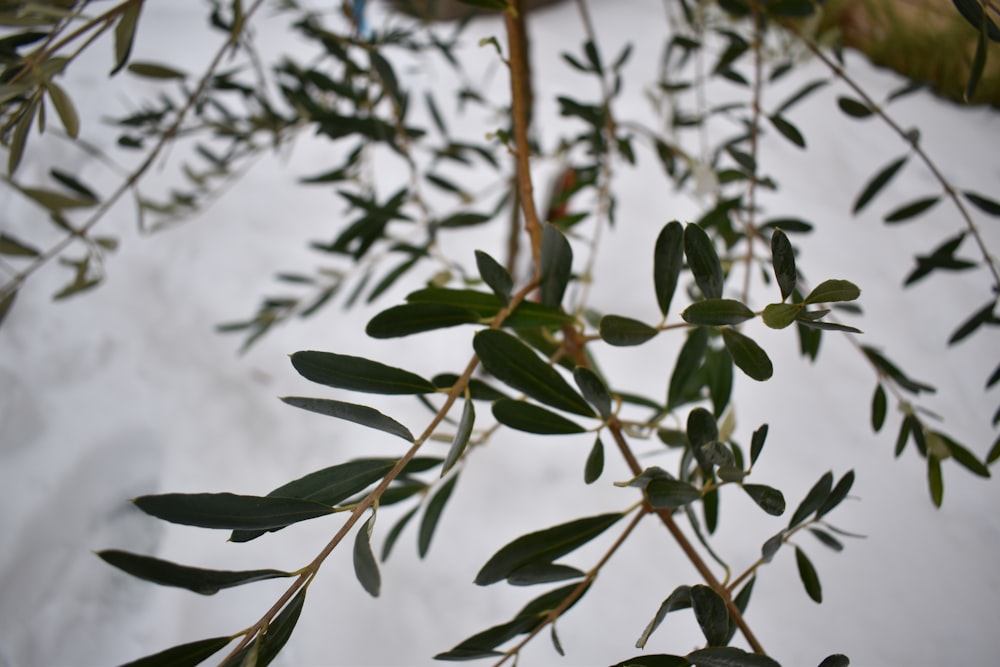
[928,455,944,507]
[475,512,623,585]
[0,232,40,257]
[611,656,691,667]
[381,506,418,562]
[789,471,833,528]
[871,385,887,432]
[725,577,755,644]
[584,436,605,484]
[442,399,475,475]
[883,196,939,223]
[690,585,729,646]
[762,303,800,329]
[407,287,573,328]
[456,0,509,9]
[795,547,822,603]
[635,585,692,649]
[742,484,785,516]
[539,222,573,308]
[120,636,233,667]
[111,1,142,75]
[281,397,413,442]
[646,478,701,509]
[20,186,95,210]
[769,114,805,148]
[419,474,458,557]
[654,220,685,316]
[686,646,781,667]
[687,408,718,449]
[862,346,936,395]
[365,303,480,338]
[492,399,586,434]
[0,289,16,328]
[50,168,98,202]
[133,493,335,530]
[817,655,850,667]
[684,223,724,299]
[96,550,292,595]
[809,528,844,552]
[853,155,908,214]
[750,424,768,465]
[290,350,436,394]
[802,279,860,305]
[45,80,79,138]
[761,530,785,563]
[722,328,773,381]
[7,101,34,175]
[474,330,594,416]
[837,96,873,118]
[433,374,509,402]
[964,191,1000,216]
[239,587,306,667]
[939,433,991,478]
[965,20,987,102]
[681,299,754,326]
[948,300,997,345]
[669,327,709,408]
[507,562,585,586]
[128,61,187,79]
[573,366,612,419]
[770,229,796,302]
[475,250,513,303]
[599,315,660,346]
[816,470,854,518]
[354,512,380,597]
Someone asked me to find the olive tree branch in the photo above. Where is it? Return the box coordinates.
[491,505,648,667]
[0,0,269,304]
[219,277,539,664]
[606,416,767,654]
[505,0,544,272]
[790,25,1000,293]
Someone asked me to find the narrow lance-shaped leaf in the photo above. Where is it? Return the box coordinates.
[281,397,413,442]
[584,436,605,484]
[97,550,293,595]
[742,484,785,516]
[365,303,479,339]
[964,191,1000,216]
[690,585,729,647]
[0,289,16,329]
[635,585,692,649]
[795,547,822,603]
[133,493,335,531]
[722,328,773,382]
[290,350,436,394]
[442,399,475,475]
[120,636,233,667]
[45,80,79,138]
[816,470,855,518]
[654,220,684,316]
[111,1,142,75]
[419,474,459,558]
[539,222,573,308]
[871,385,887,432]
[475,512,623,585]
[0,233,40,257]
[573,366,612,419]
[789,471,834,528]
[769,113,806,148]
[473,329,594,416]
[354,512,380,597]
[381,506,418,562]
[802,279,860,305]
[884,196,939,223]
[770,229,796,301]
[475,249,512,303]
[684,223,724,299]
[853,155,908,214]
[928,455,944,507]
[599,314,660,346]
[750,424,768,465]
[491,399,586,435]
[681,298,754,326]
[646,478,701,509]
[687,646,782,667]
[965,16,988,102]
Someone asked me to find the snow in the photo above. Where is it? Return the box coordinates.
[1,1,999,666]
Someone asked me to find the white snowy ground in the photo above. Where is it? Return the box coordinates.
[1,1,999,666]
